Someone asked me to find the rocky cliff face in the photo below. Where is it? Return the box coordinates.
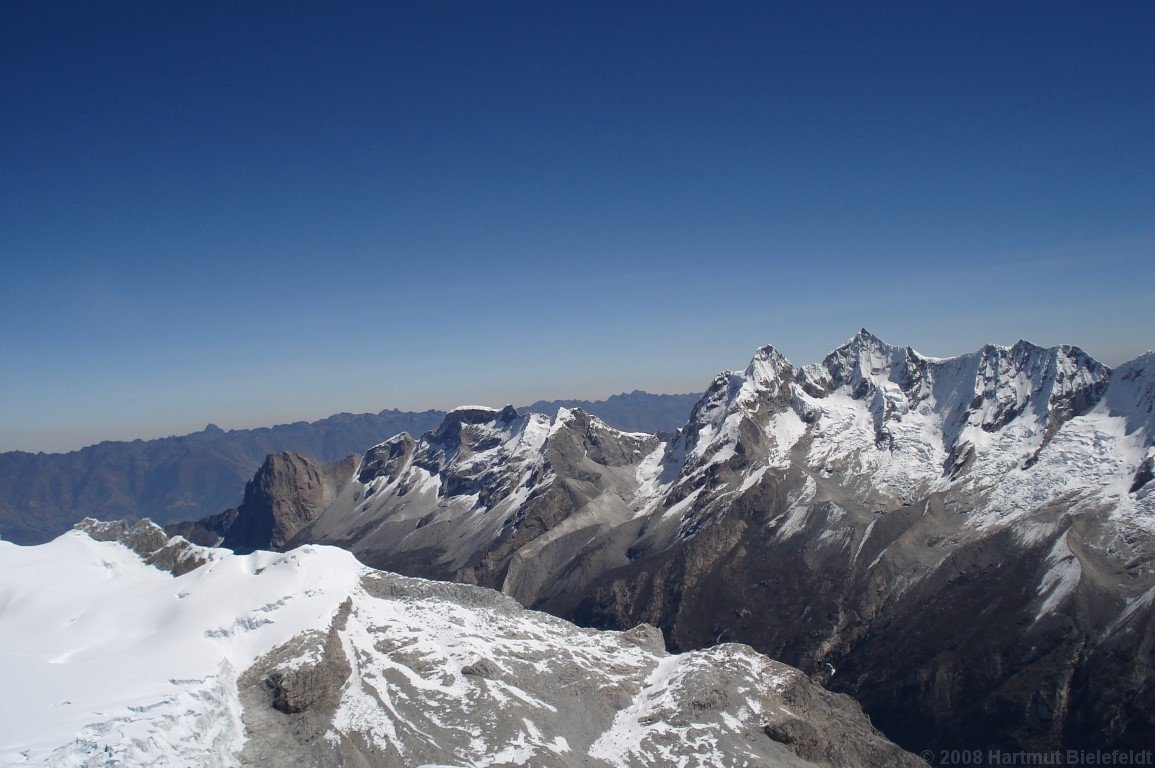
[0,523,923,767]
[220,452,359,553]
[197,331,1155,754]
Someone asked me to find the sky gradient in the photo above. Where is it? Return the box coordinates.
[2,1,1153,453]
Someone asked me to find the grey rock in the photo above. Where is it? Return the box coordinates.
[233,568,925,768]
[74,517,208,576]
[221,452,358,553]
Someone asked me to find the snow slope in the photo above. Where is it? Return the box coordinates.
[0,523,922,768]
[0,530,360,766]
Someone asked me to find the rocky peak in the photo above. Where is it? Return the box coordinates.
[964,341,1110,434]
[221,452,358,553]
[545,407,660,468]
[816,329,922,397]
[74,517,208,575]
[744,344,795,394]
[357,433,417,484]
[427,405,542,458]
[431,405,504,442]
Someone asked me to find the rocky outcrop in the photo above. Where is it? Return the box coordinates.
[164,507,238,546]
[74,517,208,575]
[220,452,359,553]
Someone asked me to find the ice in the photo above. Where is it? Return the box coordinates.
[0,535,362,767]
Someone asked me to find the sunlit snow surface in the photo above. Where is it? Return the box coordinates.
[0,533,361,766]
[0,532,841,768]
[674,333,1154,536]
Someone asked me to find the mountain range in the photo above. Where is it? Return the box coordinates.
[0,391,698,544]
[179,330,1155,755]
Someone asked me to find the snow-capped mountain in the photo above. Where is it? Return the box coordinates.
[186,330,1155,754]
[0,520,921,767]
[0,392,699,546]
[213,404,665,609]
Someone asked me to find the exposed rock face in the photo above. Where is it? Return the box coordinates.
[262,601,352,715]
[74,517,208,575]
[164,507,238,546]
[195,331,1155,754]
[220,452,359,553]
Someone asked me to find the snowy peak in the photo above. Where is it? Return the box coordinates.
[801,332,1112,441]
[430,404,525,447]
[1104,351,1155,437]
[966,340,1110,432]
[744,344,795,394]
[365,405,553,513]
[664,332,1145,505]
[806,329,927,401]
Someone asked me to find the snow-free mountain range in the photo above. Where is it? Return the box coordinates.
[2,330,1153,763]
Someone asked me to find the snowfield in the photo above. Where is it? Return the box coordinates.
[0,524,921,767]
[0,531,360,766]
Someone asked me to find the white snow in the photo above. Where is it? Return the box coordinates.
[0,533,362,767]
[1034,531,1082,621]
[588,647,790,768]
[4,527,806,767]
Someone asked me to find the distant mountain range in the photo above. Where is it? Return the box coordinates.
[0,391,699,544]
[182,330,1155,754]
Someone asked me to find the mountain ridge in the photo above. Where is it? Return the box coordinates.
[189,330,1155,754]
[0,519,924,767]
[0,391,699,544]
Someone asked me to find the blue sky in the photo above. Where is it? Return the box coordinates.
[2,1,1153,452]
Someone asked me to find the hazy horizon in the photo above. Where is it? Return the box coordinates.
[3,3,1152,453]
[4,328,1151,454]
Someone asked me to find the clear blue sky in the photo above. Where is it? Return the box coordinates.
[2,1,1153,453]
